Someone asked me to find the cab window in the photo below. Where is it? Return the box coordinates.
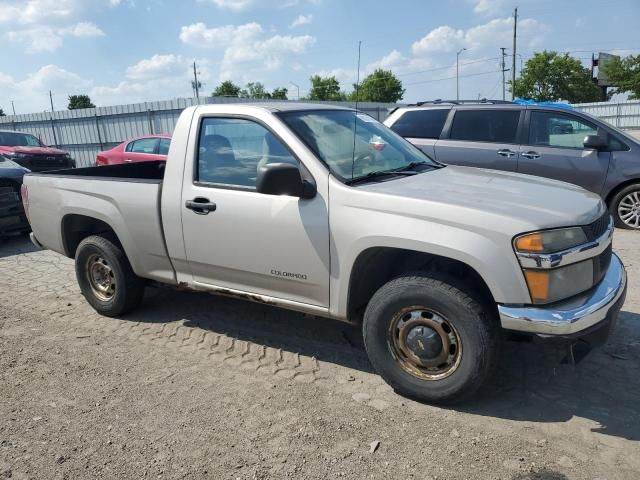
[449,110,520,144]
[196,117,298,188]
[126,138,159,154]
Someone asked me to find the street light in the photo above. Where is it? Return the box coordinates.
[456,48,467,101]
[289,81,300,100]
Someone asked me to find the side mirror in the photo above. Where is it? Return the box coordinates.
[256,163,316,199]
[583,135,608,151]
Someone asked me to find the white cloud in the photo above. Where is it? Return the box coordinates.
[62,22,105,38]
[412,26,465,55]
[0,1,107,53]
[5,21,105,52]
[126,54,187,80]
[180,21,315,83]
[469,0,509,16]
[179,22,263,48]
[0,0,76,25]
[290,13,312,28]
[205,0,254,11]
[0,64,93,112]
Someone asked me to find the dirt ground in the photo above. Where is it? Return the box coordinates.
[0,230,638,480]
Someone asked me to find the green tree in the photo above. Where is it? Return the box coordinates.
[271,87,288,100]
[351,69,405,102]
[68,95,95,110]
[213,80,241,97]
[0,108,5,116]
[239,82,271,99]
[307,75,347,101]
[602,54,640,99]
[511,51,600,103]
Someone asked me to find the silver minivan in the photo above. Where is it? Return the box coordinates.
[385,101,640,230]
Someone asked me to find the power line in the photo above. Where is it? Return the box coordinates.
[404,70,499,87]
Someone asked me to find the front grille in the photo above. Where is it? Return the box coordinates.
[592,243,613,287]
[583,212,611,241]
[0,184,20,206]
[16,155,71,172]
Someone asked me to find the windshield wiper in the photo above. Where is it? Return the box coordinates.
[345,170,417,186]
[392,161,436,172]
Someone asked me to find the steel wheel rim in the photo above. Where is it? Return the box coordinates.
[387,306,463,381]
[86,254,116,301]
[618,191,640,229]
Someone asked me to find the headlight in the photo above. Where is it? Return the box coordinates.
[3,152,28,159]
[514,226,594,304]
[514,227,587,253]
[523,260,593,304]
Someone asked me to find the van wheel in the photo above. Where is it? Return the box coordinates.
[75,235,145,317]
[611,184,640,230]
[363,273,499,404]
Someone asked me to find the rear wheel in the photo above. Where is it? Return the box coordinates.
[611,184,640,230]
[75,235,145,316]
[363,273,499,404]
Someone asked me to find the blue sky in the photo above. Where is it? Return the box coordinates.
[1,0,639,114]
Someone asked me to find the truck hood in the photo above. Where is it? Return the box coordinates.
[0,145,68,156]
[359,165,604,232]
[0,157,29,179]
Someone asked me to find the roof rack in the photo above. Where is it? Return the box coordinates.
[410,99,514,106]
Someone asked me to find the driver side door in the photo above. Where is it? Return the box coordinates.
[180,116,331,308]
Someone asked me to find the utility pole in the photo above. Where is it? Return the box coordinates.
[512,7,518,99]
[456,47,466,101]
[192,61,200,101]
[289,81,300,100]
[48,90,59,147]
[501,47,507,101]
[11,101,16,115]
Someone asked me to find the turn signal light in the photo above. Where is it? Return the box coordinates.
[515,233,544,252]
[523,270,550,303]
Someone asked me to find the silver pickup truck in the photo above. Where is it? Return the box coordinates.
[23,103,627,404]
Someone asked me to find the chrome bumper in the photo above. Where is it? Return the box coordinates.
[29,232,43,249]
[498,253,627,336]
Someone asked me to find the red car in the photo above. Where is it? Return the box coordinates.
[96,134,171,166]
[0,129,74,172]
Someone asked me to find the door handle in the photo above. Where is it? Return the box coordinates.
[185,197,217,215]
[497,149,516,158]
[522,151,541,159]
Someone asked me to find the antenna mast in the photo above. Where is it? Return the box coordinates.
[351,40,362,182]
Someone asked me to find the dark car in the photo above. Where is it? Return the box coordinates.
[385,100,640,230]
[0,130,75,172]
[0,156,30,236]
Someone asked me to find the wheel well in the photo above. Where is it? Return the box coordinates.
[605,179,640,207]
[347,247,496,324]
[61,214,118,258]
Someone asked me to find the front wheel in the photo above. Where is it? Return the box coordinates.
[611,184,640,230]
[75,235,145,317]
[363,273,499,404]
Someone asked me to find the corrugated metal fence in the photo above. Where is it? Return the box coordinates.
[0,97,398,167]
[574,100,640,130]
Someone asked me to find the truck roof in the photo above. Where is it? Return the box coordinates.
[199,102,354,113]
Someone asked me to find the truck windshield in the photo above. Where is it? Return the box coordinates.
[0,132,42,147]
[278,110,440,184]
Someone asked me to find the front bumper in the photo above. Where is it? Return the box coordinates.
[498,253,627,337]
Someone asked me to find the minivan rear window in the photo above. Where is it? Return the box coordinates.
[390,109,449,139]
[450,110,520,144]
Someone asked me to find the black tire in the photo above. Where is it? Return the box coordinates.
[362,273,499,404]
[610,184,640,230]
[75,234,145,317]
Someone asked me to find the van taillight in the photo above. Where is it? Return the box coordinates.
[20,184,30,223]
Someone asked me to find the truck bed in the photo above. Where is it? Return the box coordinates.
[35,160,166,181]
[24,161,176,284]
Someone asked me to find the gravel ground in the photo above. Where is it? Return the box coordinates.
[0,230,638,480]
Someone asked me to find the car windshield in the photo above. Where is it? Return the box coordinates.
[0,131,42,147]
[278,110,439,183]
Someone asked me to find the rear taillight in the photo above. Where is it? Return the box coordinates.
[20,183,30,223]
